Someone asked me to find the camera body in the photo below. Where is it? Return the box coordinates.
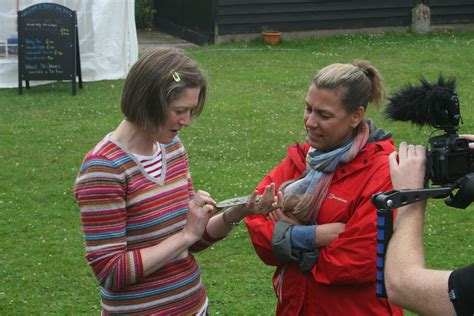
[427,133,472,185]
[424,92,473,186]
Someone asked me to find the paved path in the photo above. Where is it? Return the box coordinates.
[137,30,198,54]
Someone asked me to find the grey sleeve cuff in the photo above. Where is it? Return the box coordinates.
[272,221,320,272]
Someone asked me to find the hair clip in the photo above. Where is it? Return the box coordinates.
[171,70,181,82]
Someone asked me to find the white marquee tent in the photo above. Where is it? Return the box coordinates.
[0,0,138,88]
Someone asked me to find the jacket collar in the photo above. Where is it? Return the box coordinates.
[332,138,394,181]
[287,142,311,174]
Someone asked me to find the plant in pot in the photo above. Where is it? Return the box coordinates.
[261,26,281,45]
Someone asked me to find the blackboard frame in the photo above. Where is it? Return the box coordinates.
[18,3,83,95]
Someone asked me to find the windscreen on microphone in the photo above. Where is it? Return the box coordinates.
[384,76,459,128]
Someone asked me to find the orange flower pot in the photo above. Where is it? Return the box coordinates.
[262,31,281,45]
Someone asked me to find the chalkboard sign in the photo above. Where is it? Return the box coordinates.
[18,3,82,95]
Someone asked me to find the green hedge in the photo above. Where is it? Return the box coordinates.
[135,0,155,31]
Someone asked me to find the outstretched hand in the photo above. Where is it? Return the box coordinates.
[241,183,283,215]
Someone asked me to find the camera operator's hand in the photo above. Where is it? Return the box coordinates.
[459,134,474,150]
[389,142,426,190]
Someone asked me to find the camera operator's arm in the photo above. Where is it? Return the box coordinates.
[385,142,456,316]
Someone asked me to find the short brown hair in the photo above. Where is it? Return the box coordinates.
[121,48,207,132]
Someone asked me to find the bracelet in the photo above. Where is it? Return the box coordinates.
[222,209,242,227]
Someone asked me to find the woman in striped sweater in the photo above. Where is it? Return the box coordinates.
[74,48,277,315]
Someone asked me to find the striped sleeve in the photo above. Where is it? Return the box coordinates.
[74,154,144,291]
[189,228,225,253]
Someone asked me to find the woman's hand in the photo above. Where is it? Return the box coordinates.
[192,190,217,208]
[254,183,283,215]
[234,183,282,216]
[267,208,301,225]
[183,191,218,243]
[315,222,346,247]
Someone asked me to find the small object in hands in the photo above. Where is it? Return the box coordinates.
[215,195,260,209]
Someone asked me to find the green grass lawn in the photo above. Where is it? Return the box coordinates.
[1,31,473,315]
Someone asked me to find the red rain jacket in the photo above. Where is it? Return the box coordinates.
[245,140,403,316]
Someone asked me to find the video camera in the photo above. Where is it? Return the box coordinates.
[385,76,473,186]
[373,76,474,297]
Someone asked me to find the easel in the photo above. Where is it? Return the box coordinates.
[18,3,83,95]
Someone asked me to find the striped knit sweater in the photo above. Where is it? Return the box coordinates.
[74,134,216,315]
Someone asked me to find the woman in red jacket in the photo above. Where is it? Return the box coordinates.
[245,61,403,315]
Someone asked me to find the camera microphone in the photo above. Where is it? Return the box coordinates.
[384,76,460,131]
